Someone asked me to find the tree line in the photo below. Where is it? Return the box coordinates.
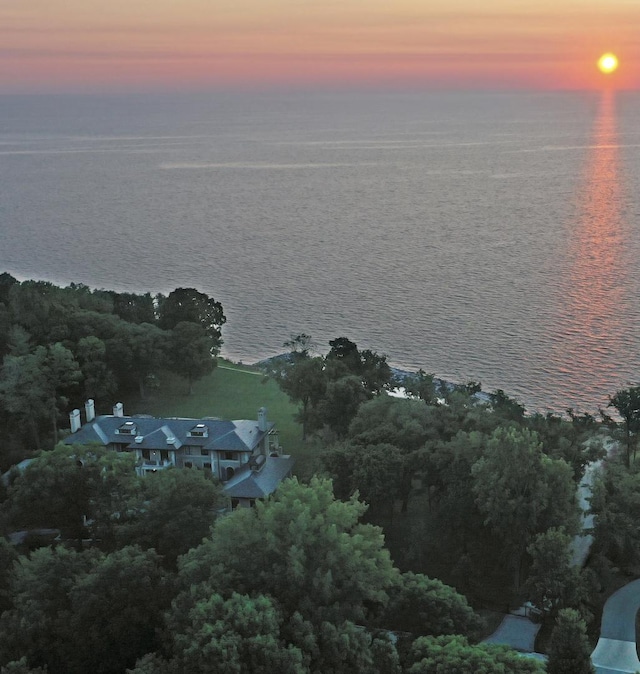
[270,333,603,588]
[0,274,225,465]
[0,448,545,673]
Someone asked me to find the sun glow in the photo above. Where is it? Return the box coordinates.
[598,53,619,74]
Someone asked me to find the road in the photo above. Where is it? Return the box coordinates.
[591,579,640,673]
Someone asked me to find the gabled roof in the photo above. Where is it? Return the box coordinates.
[223,455,295,499]
[130,425,182,450]
[64,415,274,453]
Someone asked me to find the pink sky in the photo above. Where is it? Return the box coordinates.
[2,0,638,92]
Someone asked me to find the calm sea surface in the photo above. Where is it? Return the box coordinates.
[2,91,640,413]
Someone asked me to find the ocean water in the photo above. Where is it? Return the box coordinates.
[2,90,640,413]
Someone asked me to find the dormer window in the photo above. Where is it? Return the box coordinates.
[117,421,137,435]
[188,423,208,438]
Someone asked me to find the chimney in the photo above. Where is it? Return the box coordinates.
[85,399,95,423]
[113,402,124,418]
[69,409,81,433]
[258,407,267,432]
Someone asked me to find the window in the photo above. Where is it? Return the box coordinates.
[201,449,209,457]
[204,462,212,471]
[141,449,150,460]
[223,451,234,461]
[225,467,235,481]
[160,450,169,462]
[184,461,193,469]
[231,498,240,509]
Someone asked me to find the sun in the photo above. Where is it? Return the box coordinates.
[598,53,619,74]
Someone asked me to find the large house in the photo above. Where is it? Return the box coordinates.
[63,400,295,509]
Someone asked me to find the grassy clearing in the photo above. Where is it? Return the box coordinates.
[120,359,317,473]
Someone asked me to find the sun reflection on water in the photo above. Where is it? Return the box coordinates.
[554,90,631,407]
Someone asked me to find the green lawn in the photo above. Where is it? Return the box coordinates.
[120,359,316,474]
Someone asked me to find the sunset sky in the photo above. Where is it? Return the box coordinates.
[1,0,638,93]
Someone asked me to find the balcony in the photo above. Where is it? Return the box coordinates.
[138,459,173,474]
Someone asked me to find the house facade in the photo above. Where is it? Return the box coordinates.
[64,401,294,508]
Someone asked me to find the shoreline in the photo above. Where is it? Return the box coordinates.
[251,354,495,407]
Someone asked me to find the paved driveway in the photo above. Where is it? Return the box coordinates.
[483,615,541,652]
[592,579,640,673]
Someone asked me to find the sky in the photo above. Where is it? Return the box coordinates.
[1,0,638,93]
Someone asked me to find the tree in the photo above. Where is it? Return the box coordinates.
[269,336,393,440]
[157,288,225,352]
[175,478,401,672]
[347,396,442,513]
[524,528,584,615]
[404,369,438,405]
[527,412,604,482]
[67,546,173,674]
[69,309,122,345]
[168,322,215,394]
[76,336,117,404]
[7,281,56,344]
[0,344,82,448]
[7,281,77,345]
[110,291,155,324]
[0,546,96,672]
[0,305,11,360]
[5,325,31,357]
[1,658,47,674]
[608,385,640,467]
[547,608,595,674]
[0,539,18,614]
[406,635,544,674]
[316,375,370,438]
[178,477,398,626]
[268,346,326,440]
[106,322,168,398]
[590,460,640,569]
[359,349,394,395]
[418,431,488,558]
[348,396,432,452]
[472,426,578,589]
[160,592,305,674]
[115,468,222,568]
[378,572,482,638]
[282,332,314,357]
[64,283,114,314]
[0,273,17,305]
[287,618,398,674]
[325,337,393,395]
[3,444,137,542]
[0,545,175,674]
[489,389,526,423]
[326,336,361,376]
[321,442,405,517]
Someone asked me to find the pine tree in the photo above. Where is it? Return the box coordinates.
[547,608,595,674]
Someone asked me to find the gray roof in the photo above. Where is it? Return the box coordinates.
[64,415,273,453]
[223,455,295,499]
